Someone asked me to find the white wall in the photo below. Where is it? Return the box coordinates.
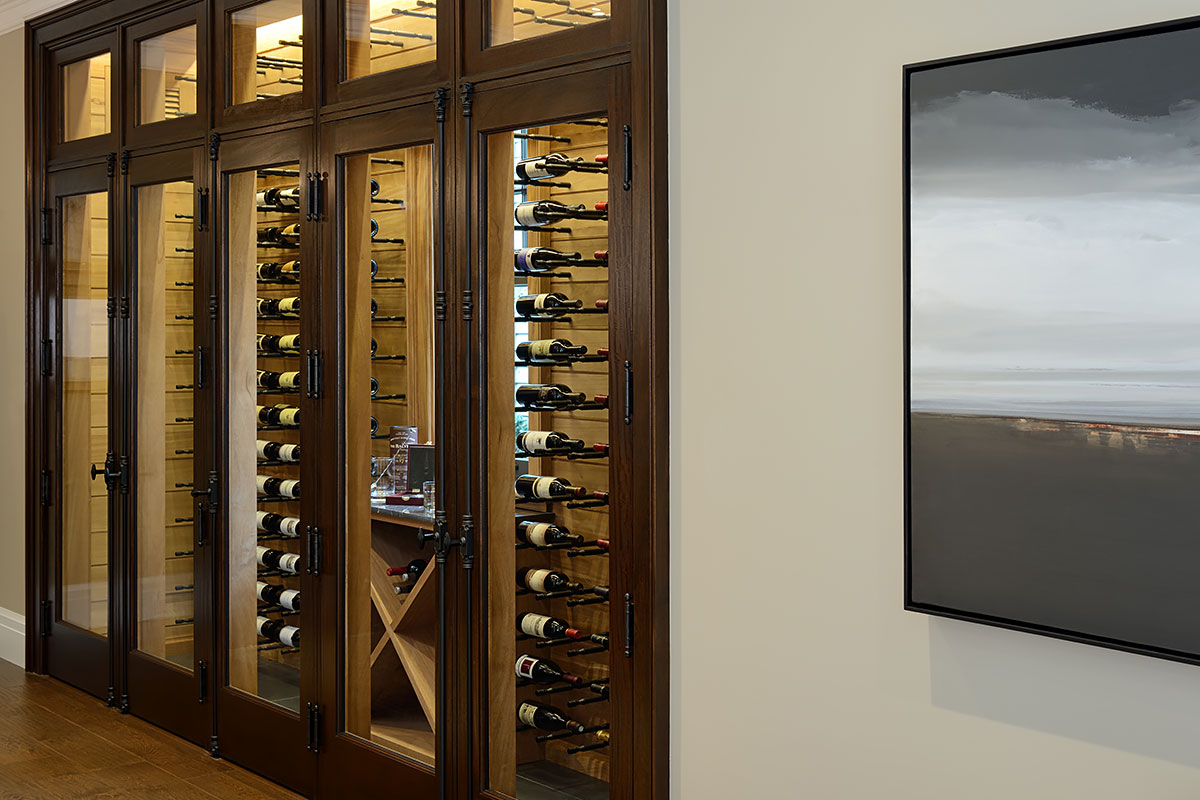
[670,2,1200,798]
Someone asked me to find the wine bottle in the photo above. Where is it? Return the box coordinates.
[370,218,379,239]
[257,475,301,499]
[514,247,582,273]
[515,654,584,686]
[370,178,380,197]
[256,580,301,611]
[256,545,300,574]
[370,416,379,435]
[370,258,379,277]
[371,298,378,318]
[257,224,300,245]
[371,377,379,396]
[385,558,427,580]
[515,200,607,227]
[515,384,586,409]
[256,615,300,647]
[515,475,586,502]
[517,431,585,455]
[517,521,583,548]
[515,293,583,317]
[594,250,608,263]
[256,511,301,537]
[517,567,580,593]
[517,701,585,734]
[516,339,588,363]
[257,187,302,211]
[256,296,301,317]
[515,153,607,181]
[257,370,301,390]
[371,338,378,356]
[257,260,300,280]
[256,440,300,462]
[257,333,301,353]
[257,404,300,426]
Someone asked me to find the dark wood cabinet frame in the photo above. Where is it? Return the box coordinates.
[27,1,669,798]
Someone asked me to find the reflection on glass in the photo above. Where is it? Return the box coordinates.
[230,0,303,105]
[344,0,436,80]
[139,26,198,125]
[227,162,304,711]
[487,120,612,797]
[61,191,110,635]
[135,181,196,670]
[490,0,610,46]
[343,146,438,765]
[62,52,111,141]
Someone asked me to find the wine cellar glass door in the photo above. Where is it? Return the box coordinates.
[42,163,120,702]
[313,98,447,799]
[214,129,318,795]
[122,147,214,745]
[471,68,634,800]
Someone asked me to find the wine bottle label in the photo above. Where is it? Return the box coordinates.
[278,443,300,462]
[531,477,557,499]
[524,522,553,547]
[520,613,553,638]
[256,545,270,563]
[522,432,550,453]
[517,159,555,181]
[517,703,540,728]
[256,476,273,494]
[256,514,270,532]
[532,294,553,311]
[528,340,556,358]
[279,626,300,647]
[256,616,271,636]
[525,569,553,593]
[279,297,300,314]
[281,261,300,274]
[279,589,300,611]
[256,441,274,459]
[279,479,300,498]
[256,581,269,600]
[279,553,300,573]
[279,334,300,351]
[280,516,300,536]
[279,408,300,426]
[280,372,301,389]
[515,203,542,227]
[515,655,540,680]
[514,248,543,272]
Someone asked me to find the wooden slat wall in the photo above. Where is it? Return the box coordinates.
[344,1,437,80]
[63,53,110,141]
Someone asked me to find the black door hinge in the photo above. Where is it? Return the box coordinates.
[197,660,208,703]
[118,455,129,494]
[40,208,52,245]
[196,345,207,390]
[624,593,634,658]
[209,295,218,320]
[623,124,632,191]
[209,735,220,758]
[40,599,51,636]
[459,514,475,568]
[209,132,220,162]
[307,703,321,752]
[196,188,209,231]
[40,469,51,507]
[40,339,53,377]
[306,526,322,576]
[120,297,130,318]
[461,290,474,322]
[107,297,115,318]
[460,82,474,116]
[105,153,115,178]
[119,150,130,175]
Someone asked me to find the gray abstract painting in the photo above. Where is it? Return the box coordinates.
[907,24,1200,659]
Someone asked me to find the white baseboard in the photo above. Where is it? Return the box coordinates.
[0,607,24,669]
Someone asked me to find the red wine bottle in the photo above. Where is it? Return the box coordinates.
[257,475,301,499]
[256,511,301,537]
[516,612,596,641]
[257,333,301,353]
[257,580,300,611]
[256,545,300,574]
[515,475,586,501]
[515,654,585,686]
[517,430,585,455]
[256,615,300,647]
[256,370,301,390]
[518,701,585,733]
[515,153,607,181]
[257,404,300,426]
[517,521,584,547]
[516,338,588,363]
[515,201,607,227]
[256,440,300,462]
[386,559,427,580]
[517,567,581,593]
[593,250,608,263]
[256,296,301,317]
[515,384,586,409]
[515,293,583,317]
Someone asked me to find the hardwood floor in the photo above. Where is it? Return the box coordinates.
[0,658,302,799]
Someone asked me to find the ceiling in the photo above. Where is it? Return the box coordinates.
[0,0,80,36]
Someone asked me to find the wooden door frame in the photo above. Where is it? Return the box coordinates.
[121,144,215,747]
[211,125,318,795]
[123,3,211,150]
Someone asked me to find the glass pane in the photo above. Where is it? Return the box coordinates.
[61,190,110,635]
[486,120,612,797]
[62,52,111,141]
[226,162,304,710]
[489,0,610,46]
[135,180,196,670]
[344,1,436,81]
[229,0,303,106]
[343,146,437,765]
[139,26,198,125]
